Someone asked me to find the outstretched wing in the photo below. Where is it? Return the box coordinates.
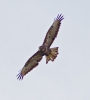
[17,51,44,80]
[42,14,64,47]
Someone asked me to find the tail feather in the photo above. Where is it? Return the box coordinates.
[46,47,59,64]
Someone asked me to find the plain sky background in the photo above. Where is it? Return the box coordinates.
[0,0,90,100]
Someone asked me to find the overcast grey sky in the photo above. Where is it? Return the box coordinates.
[0,0,90,100]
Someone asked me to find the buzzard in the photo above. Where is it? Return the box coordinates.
[17,14,64,80]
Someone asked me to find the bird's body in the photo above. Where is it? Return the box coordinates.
[17,14,64,80]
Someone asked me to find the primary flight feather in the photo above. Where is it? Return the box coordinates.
[17,14,64,80]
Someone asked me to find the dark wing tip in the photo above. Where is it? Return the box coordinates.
[54,14,64,22]
[16,72,23,80]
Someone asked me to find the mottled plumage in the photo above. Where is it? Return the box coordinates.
[17,14,64,80]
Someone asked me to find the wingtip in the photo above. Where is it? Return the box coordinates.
[54,14,64,22]
[16,72,23,80]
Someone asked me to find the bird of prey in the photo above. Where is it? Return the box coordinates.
[17,14,64,80]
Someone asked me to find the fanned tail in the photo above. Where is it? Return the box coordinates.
[46,47,59,64]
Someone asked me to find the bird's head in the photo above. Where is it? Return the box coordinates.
[39,45,46,53]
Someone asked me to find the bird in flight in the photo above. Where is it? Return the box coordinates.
[17,14,64,80]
